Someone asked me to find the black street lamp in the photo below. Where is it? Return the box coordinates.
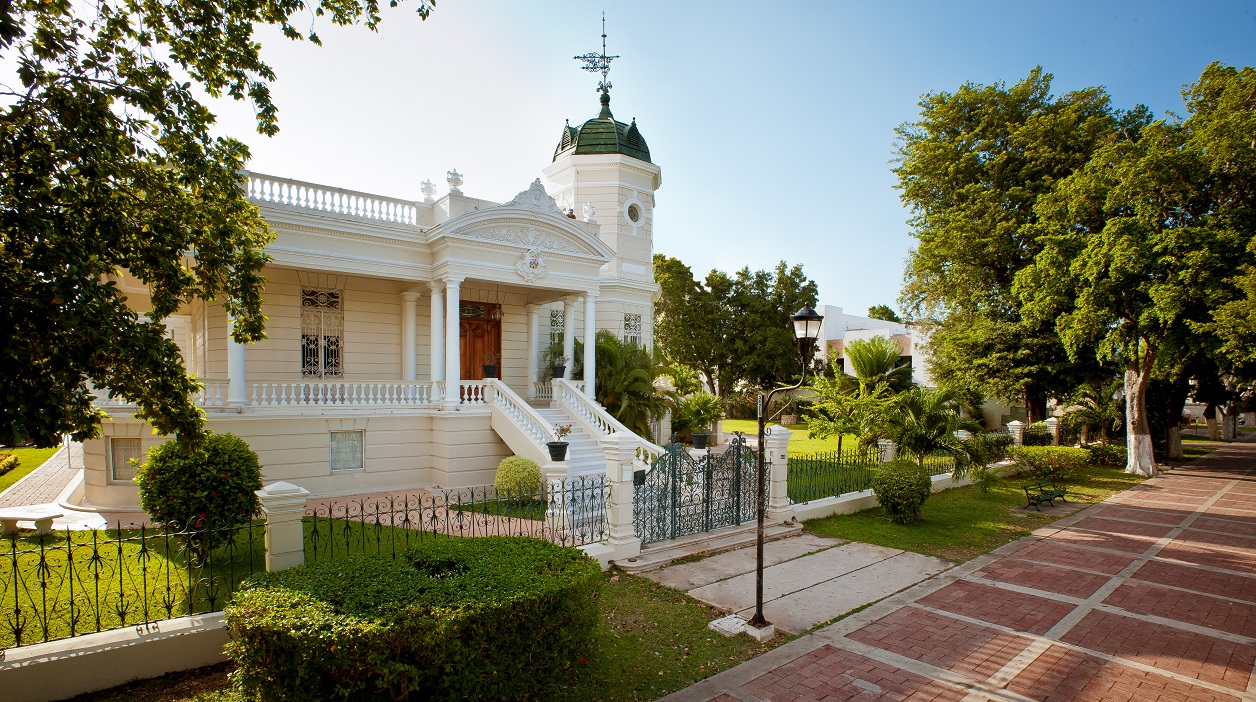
[748,305,823,637]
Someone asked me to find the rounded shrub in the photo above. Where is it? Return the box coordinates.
[872,459,932,524]
[135,432,263,530]
[1009,446,1088,481]
[494,455,542,495]
[224,537,602,702]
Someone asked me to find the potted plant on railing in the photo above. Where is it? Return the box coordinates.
[679,392,725,450]
[482,351,501,380]
[548,423,573,461]
[550,356,568,381]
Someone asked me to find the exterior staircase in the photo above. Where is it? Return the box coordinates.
[531,406,606,476]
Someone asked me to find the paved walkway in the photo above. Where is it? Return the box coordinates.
[647,534,953,635]
[0,442,82,508]
[663,439,1256,702]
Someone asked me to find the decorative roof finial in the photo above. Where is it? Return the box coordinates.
[574,12,619,96]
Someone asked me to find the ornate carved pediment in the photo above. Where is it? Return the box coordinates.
[459,226,582,254]
[499,179,565,217]
[515,247,549,282]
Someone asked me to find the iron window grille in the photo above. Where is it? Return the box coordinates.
[301,288,344,379]
[109,437,142,482]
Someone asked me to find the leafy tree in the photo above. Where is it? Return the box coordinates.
[842,336,913,395]
[894,67,1133,420]
[867,305,901,322]
[0,0,434,447]
[653,255,817,396]
[591,331,674,442]
[807,377,897,453]
[1021,106,1248,476]
[873,387,981,475]
[1059,380,1124,446]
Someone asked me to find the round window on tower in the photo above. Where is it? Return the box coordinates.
[626,202,643,227]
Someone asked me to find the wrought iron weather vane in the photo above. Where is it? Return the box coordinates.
[574,12,619,94]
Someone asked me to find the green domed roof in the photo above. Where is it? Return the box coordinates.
[554,92,651,164]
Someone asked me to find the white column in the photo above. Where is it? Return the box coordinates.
[1006,420,1026,447]
[444,276,463,407]
[527,304,541,399]
[583,292,597,398]
[226,311,247,405]
[256,481,311,572]
[765,426,794,522]
[400,290,419,382]
[562,297,577,380]
[429,281,445,384]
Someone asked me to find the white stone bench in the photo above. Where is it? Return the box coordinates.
[0,506,64,535]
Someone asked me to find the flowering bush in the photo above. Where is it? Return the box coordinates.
[135,433,262,540]
[553,423,573,440]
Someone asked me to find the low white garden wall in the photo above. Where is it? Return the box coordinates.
[790,460,1018,522]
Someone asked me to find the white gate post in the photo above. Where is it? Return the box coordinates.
[256,481,311,572]
[1043,417,1061,446]
[764,426,794,522]
[1006,420,1026,447]
[597,432,641,567]
[877,439,897,463]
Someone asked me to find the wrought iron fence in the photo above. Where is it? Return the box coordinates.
[632,438,758,545]
[920,453,958,475]
[787,447,881,503]
[304,475,610,563]
[1,518,264,651]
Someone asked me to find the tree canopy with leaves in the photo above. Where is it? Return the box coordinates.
[653,254,817,396]
[0,0,434,447]
[866,305,901,322]
[894,67,1134,421]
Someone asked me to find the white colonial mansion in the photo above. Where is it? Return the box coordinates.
[81,88,664,510]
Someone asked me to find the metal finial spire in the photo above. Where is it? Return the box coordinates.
[574,12,619,94]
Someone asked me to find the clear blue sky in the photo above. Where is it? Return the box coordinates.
[207,0,1256,315]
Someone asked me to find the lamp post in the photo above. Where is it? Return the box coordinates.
[748,305,823,639]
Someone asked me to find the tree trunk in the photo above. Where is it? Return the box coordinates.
[1081,424,1090,445]
[1204,403,1220,440]
[1125,349,1158,477]
[1223,408,1238,440]
[1166,377,1189,461]
[1025,389,1048,424]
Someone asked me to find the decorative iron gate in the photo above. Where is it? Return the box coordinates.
[633,435,759,545]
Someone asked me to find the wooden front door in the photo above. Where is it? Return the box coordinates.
[459,303,502,380]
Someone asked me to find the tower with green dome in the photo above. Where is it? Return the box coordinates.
[543,23,661,347]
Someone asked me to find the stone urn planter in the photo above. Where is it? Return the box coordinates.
[547,441,568,462]
[691,433,710,450]
[481,364,499,379]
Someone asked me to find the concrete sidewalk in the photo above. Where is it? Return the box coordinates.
[662,440,1256,702]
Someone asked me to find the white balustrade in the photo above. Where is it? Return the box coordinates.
[532,381,554,401]
[553,379,665,472]
[459,381,487,405]
[244,172,418,226]
[485,380,551,448]
[248,381,436,407]
[196,382,228,407]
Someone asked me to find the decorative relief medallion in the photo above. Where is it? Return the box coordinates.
[462,226,581,254]
[516,247,549,282]
[499,179,565,217]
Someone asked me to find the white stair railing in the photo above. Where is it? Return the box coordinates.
[553,379,665,471]
[484,380,552,466]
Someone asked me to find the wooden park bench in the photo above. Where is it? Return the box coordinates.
[1023,480,1067,511]
[0,506,64,535]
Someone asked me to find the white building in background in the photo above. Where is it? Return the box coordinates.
[817,306,933,388]
[76,83,665,511]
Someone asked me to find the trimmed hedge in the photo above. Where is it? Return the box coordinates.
[493,455,542,495]
[1010,446,1088,481]
[0,452,18,476]
[872,460,932,524]
[135,432,262,533]
[1085,443,1127,467]
[224,537,602,701]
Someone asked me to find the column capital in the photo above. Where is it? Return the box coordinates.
[427,279,444,293]
[400,290,422,302]
[585,289,600,299]
[526,302,543,313]
[441,274,465,287]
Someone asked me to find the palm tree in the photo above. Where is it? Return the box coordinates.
[877,387,981,474]
[1060,380,1124,446]
[842,336,913,395]
[591,330,675,442]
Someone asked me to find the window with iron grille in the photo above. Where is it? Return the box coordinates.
[623,313,642,346]
[549,308,565,345]
[301,288,344,378]
[330,431,364,472]
[110,437,142,482]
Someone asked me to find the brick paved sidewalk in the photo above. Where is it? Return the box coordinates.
[663,440,1256,702]
[0,442,82,508]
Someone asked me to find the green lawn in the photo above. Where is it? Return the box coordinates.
[67,571,785,702]
[0,446,61,494]
[804,465,1145,562]
[722,419,858,456]
[1179,434,1232,462]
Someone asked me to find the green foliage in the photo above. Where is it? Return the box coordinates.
[653,255,818,395]
[135,433,262,532]
[867,305,901,322]
[875,387,981,474]
[677,392,724,434]
[1060,380,1125,444]
[224,537,602,702]
[842,336,913,395]
[0,452,18,476]
[871,460,933,524]
[895,67,1129,417]
[972,467,1000,496]
[807,376,896,448]
[494,456,541,495]
[1084,442,1127,467]
[1009,446,1088,482]
[550,331,674,441]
